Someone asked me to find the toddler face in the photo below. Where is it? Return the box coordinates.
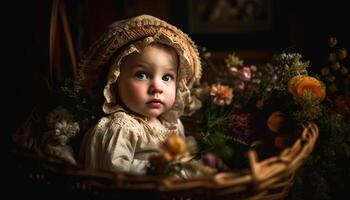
[117,44,178,120]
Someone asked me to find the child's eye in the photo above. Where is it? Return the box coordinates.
[135,71,148,80]
[162,74,174,81]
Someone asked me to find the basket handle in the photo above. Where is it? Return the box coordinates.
[49,0,78,85]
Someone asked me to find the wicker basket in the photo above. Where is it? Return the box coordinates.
[11,109,318,200]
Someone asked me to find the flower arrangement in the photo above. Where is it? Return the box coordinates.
[184,49,326,170]
[179,38,349,199]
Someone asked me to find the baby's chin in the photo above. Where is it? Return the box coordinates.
[142,109,169,119]
[143,112,163,119]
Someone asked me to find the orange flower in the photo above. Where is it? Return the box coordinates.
[210,84,233,106]
[288,75,326,103]
[162,133,187,160]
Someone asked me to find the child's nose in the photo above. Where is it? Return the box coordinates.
[149,80,163,94]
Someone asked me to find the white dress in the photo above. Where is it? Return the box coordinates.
[79,110,184,175]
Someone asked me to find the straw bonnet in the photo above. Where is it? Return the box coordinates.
[77,15,202,124]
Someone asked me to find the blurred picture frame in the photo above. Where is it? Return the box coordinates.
[188,0,273,34]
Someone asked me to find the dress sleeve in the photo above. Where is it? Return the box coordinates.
[108,125,140,172]
[79,116,140,173]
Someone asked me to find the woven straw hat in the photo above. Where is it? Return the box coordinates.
[77,15,202,124]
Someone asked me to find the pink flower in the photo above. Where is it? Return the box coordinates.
[239,67,252,81]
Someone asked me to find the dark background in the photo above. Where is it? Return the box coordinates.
[5,0,350,137]
[4,0,350,198]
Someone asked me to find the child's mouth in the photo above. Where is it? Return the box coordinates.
[147,99,163,107]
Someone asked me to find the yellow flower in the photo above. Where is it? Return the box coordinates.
[288,75,326,103]
[225,53,243,68]
[338,48,347,60]
[210,84,233,106]
[328,37,338,47]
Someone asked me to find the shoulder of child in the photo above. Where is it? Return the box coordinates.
[106,112,143,130]
[92,112,144,138]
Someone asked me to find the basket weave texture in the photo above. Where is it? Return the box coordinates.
[11,111,318,200]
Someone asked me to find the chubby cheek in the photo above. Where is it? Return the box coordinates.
[165,86,177,107]
[118,81,145,106]
[126,82,148,103]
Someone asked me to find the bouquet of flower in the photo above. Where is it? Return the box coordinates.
[185,47,327,170]
[178,38,349,198]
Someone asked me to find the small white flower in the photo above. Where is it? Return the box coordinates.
[47,106,74,128]
[54,120,80,138]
